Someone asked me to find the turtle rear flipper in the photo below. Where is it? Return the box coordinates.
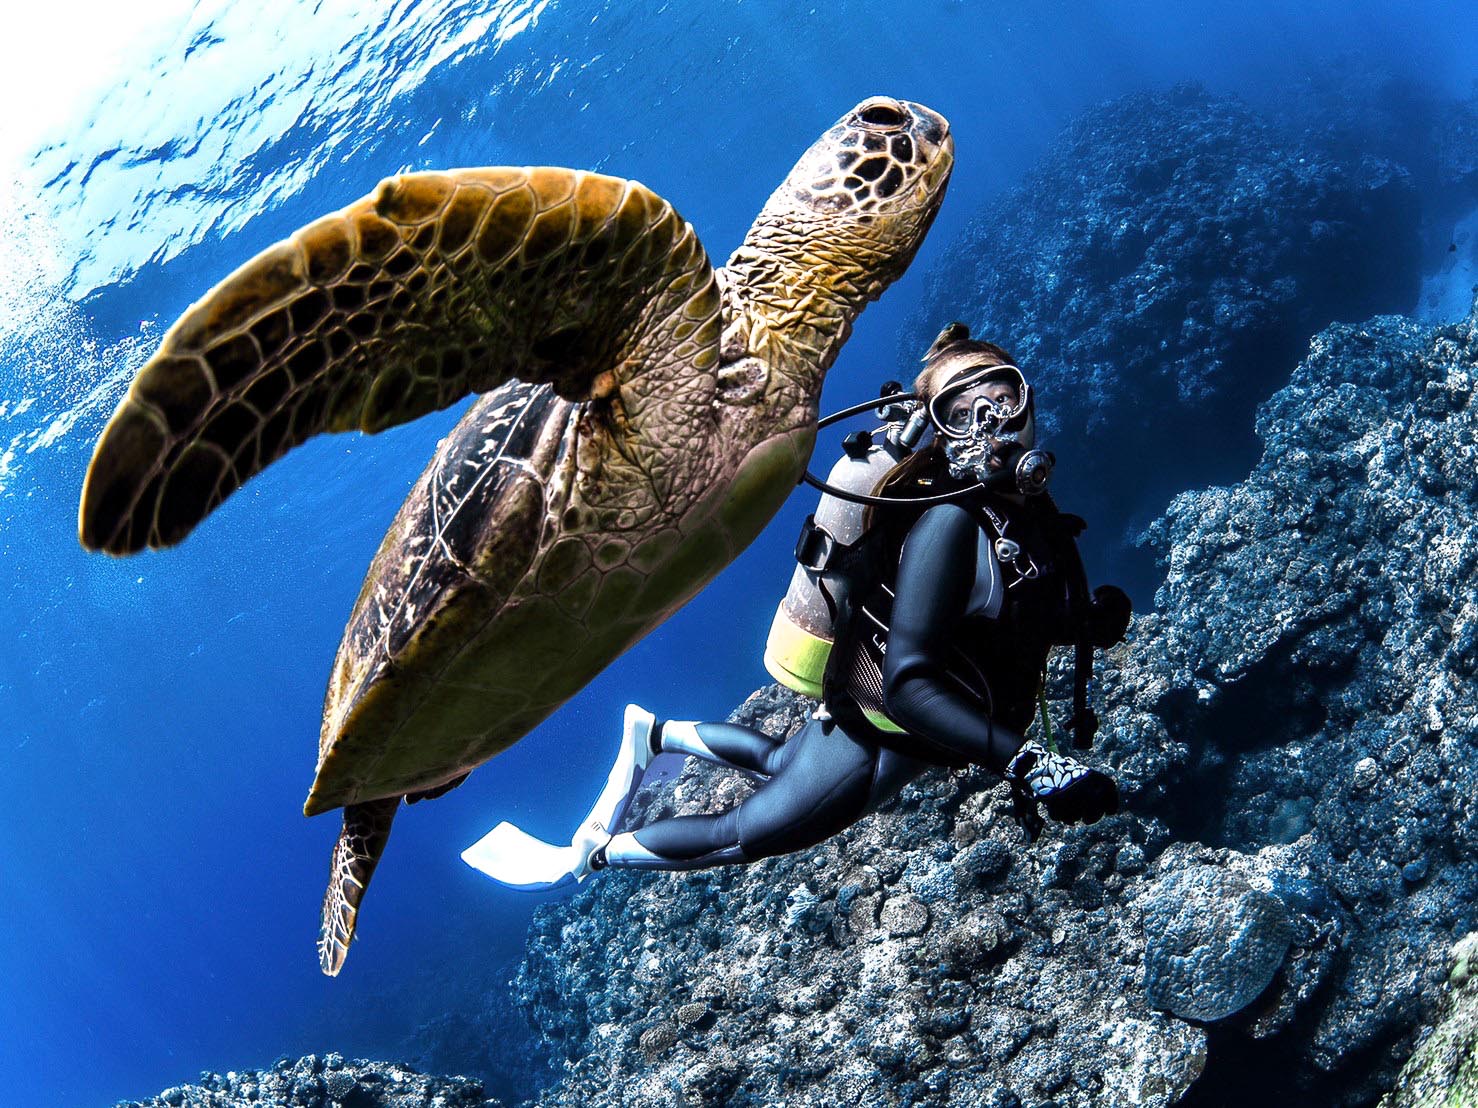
[317,796,399,977]
[80,167,721,554]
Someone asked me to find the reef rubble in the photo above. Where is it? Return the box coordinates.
[115,1053,502,1108]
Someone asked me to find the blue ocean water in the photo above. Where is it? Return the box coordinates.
[1,2,1474,1104]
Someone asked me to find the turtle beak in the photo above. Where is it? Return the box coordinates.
[902,100,951,150]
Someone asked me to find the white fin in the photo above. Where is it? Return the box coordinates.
[461,822,582,891]
[463,704,657,891]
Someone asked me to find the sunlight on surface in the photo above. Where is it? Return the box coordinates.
[9,0,552,298]
[0,0,194,172]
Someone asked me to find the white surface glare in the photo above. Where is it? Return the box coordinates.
[7,0,550,299]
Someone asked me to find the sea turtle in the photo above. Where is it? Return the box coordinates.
[78,96,953,975]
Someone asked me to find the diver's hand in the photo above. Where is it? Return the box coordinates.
[1041,767,1119,824]
[1004,740,1120,826]
[1086,584,1132,648]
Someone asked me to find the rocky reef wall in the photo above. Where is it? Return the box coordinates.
[906,84,1426,595]
[514,300,1478,1106]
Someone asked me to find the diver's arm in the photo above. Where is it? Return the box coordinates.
[882,504,1021,771]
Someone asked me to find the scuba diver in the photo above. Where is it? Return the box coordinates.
[463,323,1131,888]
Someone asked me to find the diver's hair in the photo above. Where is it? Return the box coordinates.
[914,321,1016,402]
[860,442,949,532]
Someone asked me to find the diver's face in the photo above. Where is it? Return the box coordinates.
[935,369,1035,482]
[940,380,1022,469]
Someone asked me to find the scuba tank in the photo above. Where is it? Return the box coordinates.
[763,387,926,698]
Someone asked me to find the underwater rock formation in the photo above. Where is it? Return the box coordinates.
[1381,933,1478,1107]
[118,1053,502,1108]
[1265,61,1478,225]
[1129,306,1478,1103]
[1140,861,1295,1022]
[514,298,1478,1106]
[907,83,1422,590]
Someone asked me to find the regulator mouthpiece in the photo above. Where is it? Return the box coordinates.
[981,445,1054,496]
[1013,448,1053,495]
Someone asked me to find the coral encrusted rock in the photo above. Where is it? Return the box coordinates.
[1141,862,1294,1021]
[117,1053,502,1108]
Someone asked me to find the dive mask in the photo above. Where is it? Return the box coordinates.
[929,363,1036,481]
[928,363,1033,443]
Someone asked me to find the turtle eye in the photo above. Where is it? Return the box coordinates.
[857,103,908,129]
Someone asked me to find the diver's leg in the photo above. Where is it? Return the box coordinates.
[862,746,931,815]
[735,718,880,859]
[598,808,749,870]
[657,719,789,776]
[595,717,877,871]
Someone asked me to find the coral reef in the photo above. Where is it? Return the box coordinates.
[116,1053,502,1108]
[515,299,1478,1106]
[907,84,1422,592]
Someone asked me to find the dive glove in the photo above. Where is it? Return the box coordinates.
[1005,739,1120,826]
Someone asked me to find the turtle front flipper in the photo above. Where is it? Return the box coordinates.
[317,796,399,977]
[80,167,721,554]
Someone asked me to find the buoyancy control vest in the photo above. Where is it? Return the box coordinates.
[764,390,1107,750]
[833,485,1095,744]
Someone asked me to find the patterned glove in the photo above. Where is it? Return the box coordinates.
[1005,740,1120,826]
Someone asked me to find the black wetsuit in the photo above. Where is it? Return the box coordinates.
[623,491,1079,869]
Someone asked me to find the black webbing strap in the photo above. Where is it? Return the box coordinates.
[795,514,838,572]
[1071,641,1098,749]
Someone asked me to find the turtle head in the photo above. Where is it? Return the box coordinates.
[780,97,953,234]
[727,98,953,369]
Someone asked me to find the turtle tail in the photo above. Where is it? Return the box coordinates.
[318,797,400,976]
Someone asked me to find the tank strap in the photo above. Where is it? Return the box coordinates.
[794,514,842,572]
